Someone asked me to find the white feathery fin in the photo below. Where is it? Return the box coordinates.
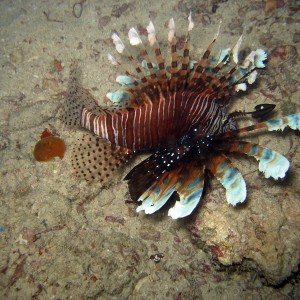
[214,19,222,40]
[128,28,143,46]
[168,17,175,42]
[178,12,193,83]
[71,132,132,184]
[112,31,150,88]
[168,17,179,91]
[63,60,102,128]
[147,21,156,46]
[188,12,194,32]
[128,26,157,79]
[232,35,243,64]
[108,53,119,66]
[107,54,143,90]
[247,70,257,84]
[112,32,125,53]
[146,20,167,82]
[189,19,222,85]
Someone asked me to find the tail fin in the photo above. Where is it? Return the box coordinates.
[61,60,101,128]
[71,131,132,184]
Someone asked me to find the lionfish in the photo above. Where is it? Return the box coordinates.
[63,14,300,219]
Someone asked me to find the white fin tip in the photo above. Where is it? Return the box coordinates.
[168,18,175,42]
[214,19,222,40]
[111,32,125,53]
[147,21,156,46]
[107,54,118,65]
[232,35,243,64]
[188,12,194,31]
[128,28,142,46]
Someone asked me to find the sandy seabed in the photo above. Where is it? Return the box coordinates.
[0,0,299,299]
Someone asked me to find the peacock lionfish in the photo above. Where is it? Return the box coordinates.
[63,14,300,219]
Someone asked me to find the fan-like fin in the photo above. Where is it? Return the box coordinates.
[168,163,205,219]
[220,113,300,140]
[197,39,241,97]
[107,54,140,88]
[189,20,221,86]
[127,28,158,80]
[206,154,246,205]
[264,113,300,131]
[71,132,132,184]
[214,49,267,103]
[125,146,190,200]
[227,141,290,179]
[124,154,167,200]
[146,21,167,80]
[178,12,194,88]
[136,166,183,214]
[111,32,150,89]
[62,61,101,128]
[168,17,179,92]
[135,160,205,219]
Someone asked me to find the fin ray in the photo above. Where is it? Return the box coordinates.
[206,154,246,205]
[227,141,290,179]
[72,132,131,184]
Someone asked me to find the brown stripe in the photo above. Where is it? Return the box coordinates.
[89,113,96,132]
[125,107,135,149]
[155,48,161,56]
[203,50,210,59]
[116,112,123,146]
[150,94,159,147]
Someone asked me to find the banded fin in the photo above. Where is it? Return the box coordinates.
[142,20,169,93]
[71,132,132,183]
[168,17,179,91]
[128,27,157,79]
[106,90,132,103]
[107,53,142,89]
[189,20,222,86]
[111,32,150,88]
[168,163,205,219]
[227,141,290,179]
[106,75,137,103]
[222,113,300,138]
[62,60,100,128]
[264,113,300,131]
[215,48,267,101]
[178,12,194,87]
[206,154,246,205]
[63,61,131,128]
[136,161,205,219]
[146,21,167,80]
[125,146,190,201]
[136,166,183,215]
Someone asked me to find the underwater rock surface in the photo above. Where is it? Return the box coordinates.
[0,0,299,299]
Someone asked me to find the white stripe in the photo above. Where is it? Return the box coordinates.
[132,109,136,149]
[112,114,118,145]
[148,101,153,146]
[143,103,148,148]
[137,107,141,149]
[94,116,99,135]
[124,112,128,148]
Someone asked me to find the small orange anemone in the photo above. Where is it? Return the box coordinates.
[34,132,65,162]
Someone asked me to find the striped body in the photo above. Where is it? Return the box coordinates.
[81,89,229,151]
[63,15,299,219]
